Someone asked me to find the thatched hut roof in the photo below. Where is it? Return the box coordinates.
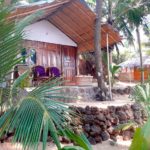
[119,56,150,68]
[10,0,122,52]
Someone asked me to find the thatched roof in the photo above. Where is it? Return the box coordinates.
[10,0,122,52]
[119,56,150,68]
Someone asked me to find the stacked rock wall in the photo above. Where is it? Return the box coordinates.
[71,103,147,145]
[61,86,132,102]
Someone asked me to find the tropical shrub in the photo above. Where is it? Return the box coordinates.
[130,83,150,150]
[109,64,121,87]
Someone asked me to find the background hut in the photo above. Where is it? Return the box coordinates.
[119,56,150,82]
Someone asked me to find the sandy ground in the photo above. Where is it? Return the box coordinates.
[90,81,136,89]
[69,94,134,109]
[0,139,131,150]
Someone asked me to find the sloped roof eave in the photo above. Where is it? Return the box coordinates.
[10,0,122,52]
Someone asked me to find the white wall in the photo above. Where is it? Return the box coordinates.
[23,20,77,47]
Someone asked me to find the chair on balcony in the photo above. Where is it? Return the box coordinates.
[46,67,61,78]
[32,65,49,86]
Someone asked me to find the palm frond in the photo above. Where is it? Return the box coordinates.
[0,77,90,150]
[64,130,92,150]
[131,83,150,116]
[61,146,85,150]
[0,6,42,83]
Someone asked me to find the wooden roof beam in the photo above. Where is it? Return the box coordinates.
[49,15,92,49]
[46,0,74,19]
[49,17,91,50]
[46,1,93,41]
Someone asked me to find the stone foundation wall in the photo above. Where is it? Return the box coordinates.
[70,103,147,145]
[61,86,132,102]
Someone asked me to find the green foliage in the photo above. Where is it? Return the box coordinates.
[17,71,31,88]
[109,64,121,86]
[101,52,121,85]
[115,0,149,45]
[64,130,92,150]
[86,0,150,46]
[130,118,150,150]
[110,65,121,77]
[115,121,137,131]
[130,127,149,150]
[86,0,95,4]
[0,73,92,150]
[85,0,95,10]
[0,2,92,150]
[0,8,22,83]
[61,146,85,150]
[0,5,26,111]
[131,83,150,114]
[0,3,41,108]
[127,8,144,26]
[112,50,133,64]
[130,83,150,149]
[0,3,42,84]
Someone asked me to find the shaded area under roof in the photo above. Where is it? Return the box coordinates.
[10,0,122,52]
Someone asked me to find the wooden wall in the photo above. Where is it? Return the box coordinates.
[118,68,134,82]
[119,67,150,82]
[23,40,77,81]
[134,67,150,81]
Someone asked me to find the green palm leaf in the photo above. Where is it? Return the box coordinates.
[0,78,89,150]
[61,146,85,150]
[64,130,92,150]
[130,83,150,149]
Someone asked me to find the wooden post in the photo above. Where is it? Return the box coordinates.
[107,34,112,100]
[77,53,80,75]
[136,27,144,84]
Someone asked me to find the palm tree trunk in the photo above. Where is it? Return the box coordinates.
[108,0,113,23]
[94,0,106,90]
[4,0,11,5]
[136,26,144,84]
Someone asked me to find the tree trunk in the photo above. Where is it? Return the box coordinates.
[4,0,11,5]
[108,0,113,23]
[94,0,106,90]
[107,0,113,81]
[136,26,144,84]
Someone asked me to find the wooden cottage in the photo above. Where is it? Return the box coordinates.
[10,0,122,83]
